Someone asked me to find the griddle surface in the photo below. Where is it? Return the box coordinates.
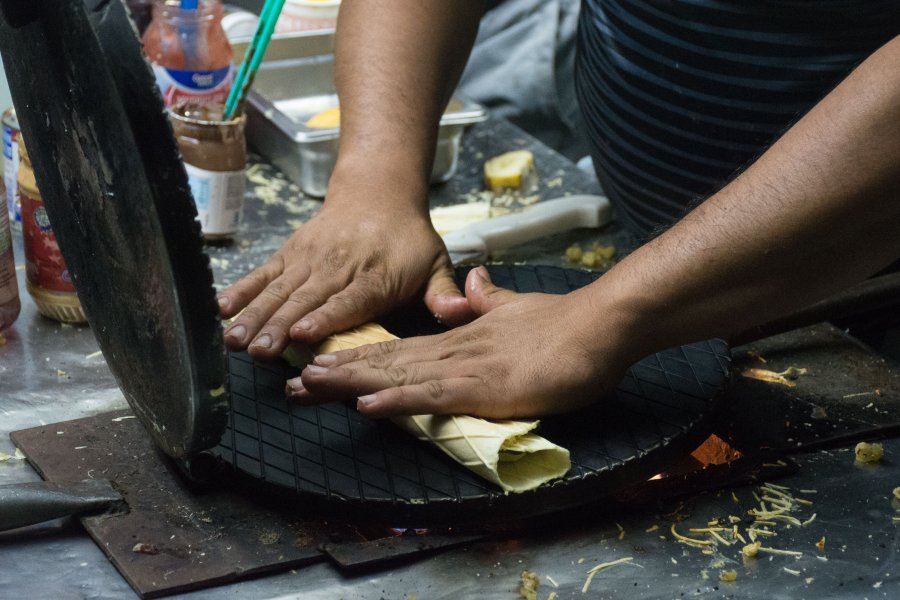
[214,265,731,523]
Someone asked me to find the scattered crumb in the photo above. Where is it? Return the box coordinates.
[742,541,761,558]
[84,350,103,360]
[719,570,737,583]
[132,543,159,555]
[0,448,26,462]
[894,487,900,501]
[545,575,559,588]
[784,567,802,576]
[519,570,539,600]
[855,441,884,464]
[645,524,659,533]
[816,537,826,551]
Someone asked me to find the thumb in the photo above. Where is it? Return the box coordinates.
[424,262,475,327]
[465,266,520,317]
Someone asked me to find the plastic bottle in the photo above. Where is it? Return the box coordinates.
[142,0,234,107]
[0,179,21,332]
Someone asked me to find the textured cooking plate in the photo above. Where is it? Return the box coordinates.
[213,265,731,525]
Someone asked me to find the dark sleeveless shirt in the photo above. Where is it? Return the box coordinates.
[575,0,900,235]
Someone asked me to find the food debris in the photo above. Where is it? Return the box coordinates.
[0,333,6,346]
[582,557,634,594]
[742,541,761,558]
[485,150,534,191]
[615,522,625,540]
[855,441,884,464]
[784,567,802,576]
[740,366,808,388]
[893,487,900,501]
[645,524,659,533]
[547,593,558,600]
[519,570,539,600]
[56,369,67,378]
[0,448,25,462]
[719,570,737,583]
[545,575,559,588]
[816,537,826,551]
[566,242,616,268]
[84,350,103,360]
[132,543,159,555]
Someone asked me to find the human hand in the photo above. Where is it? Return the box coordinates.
[291,266,636,419]
[217,192,474,361]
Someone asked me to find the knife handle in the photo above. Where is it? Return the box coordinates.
[441,195,612,254]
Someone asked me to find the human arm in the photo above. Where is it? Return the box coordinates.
[217,1,485,360]
[294,35,900,417]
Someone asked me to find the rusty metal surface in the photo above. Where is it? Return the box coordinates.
[722,323,900,454]
[10,409,364,599]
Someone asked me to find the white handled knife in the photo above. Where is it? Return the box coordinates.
[441,194,612,265]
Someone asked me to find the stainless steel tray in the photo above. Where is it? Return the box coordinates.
[237,31,488,197]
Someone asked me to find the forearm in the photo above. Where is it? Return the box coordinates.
[594,35,900,360]
[330,0,484,214]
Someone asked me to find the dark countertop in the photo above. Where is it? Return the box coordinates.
[1,117,899,599]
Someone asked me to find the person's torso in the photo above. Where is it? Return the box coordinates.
[576,0,900,235]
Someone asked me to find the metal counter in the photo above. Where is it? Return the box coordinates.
[1,117,898,599]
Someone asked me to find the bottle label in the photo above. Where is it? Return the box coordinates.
[0,202,9,252]
[0,205,16,306]
[153,64,233,107]
[20,189,76,293]
[185,163,244,237]
[3,124,19,226]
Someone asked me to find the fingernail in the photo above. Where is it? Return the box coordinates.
[250,334,272,350]
[358,394,377,407]
[225,324,247,342]
[285,377,305,395]
[217,296,230,310]
[296,318,313,331]
[305,364,328,375]
[314,353,337,366]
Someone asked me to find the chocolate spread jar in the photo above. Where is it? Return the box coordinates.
[18,138,87,323]
[169,102,246,240]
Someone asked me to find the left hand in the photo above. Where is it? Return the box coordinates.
[290,266,634,419]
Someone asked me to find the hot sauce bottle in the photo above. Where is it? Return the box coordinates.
[142,0,234,107]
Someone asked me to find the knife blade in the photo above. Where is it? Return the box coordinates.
[441,194,612,265]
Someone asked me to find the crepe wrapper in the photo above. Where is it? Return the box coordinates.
[283,323,571,493]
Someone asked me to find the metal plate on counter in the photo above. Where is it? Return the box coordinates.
[213,265,732,525]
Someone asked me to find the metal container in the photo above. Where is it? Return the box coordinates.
[235,31,487,197]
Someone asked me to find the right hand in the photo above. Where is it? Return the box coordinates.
[216,186,474,361]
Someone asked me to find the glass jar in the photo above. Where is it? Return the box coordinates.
[169,102,247,240]
[18,139,87,323]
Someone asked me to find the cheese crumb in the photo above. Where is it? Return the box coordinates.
[855,441,884,464]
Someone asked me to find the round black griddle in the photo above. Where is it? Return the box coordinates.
[214,264,730,524]
[0,1,730,525]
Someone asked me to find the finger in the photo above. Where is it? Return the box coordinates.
[245,279,341,359]
[217,255,287,318]
[312,334,444,369]
[464,266,520,317]
[355,377,489,417]
[424,262,474,327]
[224,270,308,352]
[288,280,386,343]
[301,350,448,398]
